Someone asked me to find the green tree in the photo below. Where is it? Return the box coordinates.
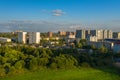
[14,60,25,70]
[51,54,78,69]
[99,46,108,53]
[76,43,82,48]
[29,58,38,70]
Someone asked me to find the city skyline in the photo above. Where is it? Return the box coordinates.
[0,0,120,32]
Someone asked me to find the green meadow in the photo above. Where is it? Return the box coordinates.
[1,68,120,80]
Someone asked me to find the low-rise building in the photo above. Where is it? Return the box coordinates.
[0,37,11,43]
[66,34,75,43]
[87,36,98,42]
[88,41,114,50]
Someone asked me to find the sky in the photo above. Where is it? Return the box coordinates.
[0,0,120,32]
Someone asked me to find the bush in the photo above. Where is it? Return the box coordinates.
[50,63,57,69]
[0,67,5,77]
[81,62,91,68]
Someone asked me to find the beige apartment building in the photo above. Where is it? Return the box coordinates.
[18,32,27,43]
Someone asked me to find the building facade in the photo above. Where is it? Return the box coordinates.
[87,36,98,42]
[90,30,103,40]
[48,31,53,37]
[0,37,11,43]
[18,32,27,43]
[76,29,86,39]
[103,30,113,39]
[29,32,40,44]
[113,32,120,39]
[107,30,113,39]
[58,31,66,36]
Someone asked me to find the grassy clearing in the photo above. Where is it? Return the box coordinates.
[1,68,120,80]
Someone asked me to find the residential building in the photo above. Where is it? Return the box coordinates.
[58,31,66,36]
[87,36,98,42]
[88,41,114,50]
[29,32,40,44]
[76,29,86,39]
[66,34,76,43]
[48,31,53,37]
[67,34,75,39]
[90,30,103,40]
[18,32,27,43]
[113,32,120,39]
[107,30,113,39]
[103,30,108,39]
[103,30,113,39]
[0,37,11,43]
[85,30,91,38]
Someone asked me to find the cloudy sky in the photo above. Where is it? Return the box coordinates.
[0,0,120,32]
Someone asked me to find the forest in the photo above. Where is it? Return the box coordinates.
[0,45,119,77]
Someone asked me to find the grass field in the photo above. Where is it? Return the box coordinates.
[1,68,120,80]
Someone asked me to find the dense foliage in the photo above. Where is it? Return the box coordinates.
[0,45,116,77]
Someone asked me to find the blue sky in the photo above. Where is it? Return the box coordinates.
[0,0,120,22]
[0,0,120,32]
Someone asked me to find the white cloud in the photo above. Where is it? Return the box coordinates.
[41,9,66,16]
[52,9,66,16]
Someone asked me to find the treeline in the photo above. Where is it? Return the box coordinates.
[0,46,115,77]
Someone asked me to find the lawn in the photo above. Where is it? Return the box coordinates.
[1,68,120,80]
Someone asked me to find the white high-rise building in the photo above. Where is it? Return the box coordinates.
[29,32,40,44]
[107,30,113,39]
[18,32,27,43]
[90,30,103,40]
[103,30,108,39]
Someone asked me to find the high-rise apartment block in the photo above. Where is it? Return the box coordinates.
[85,30,91,38]
[107,30,113,39]
[18,32,27,43]
[90,30,103,40]
[29,32,40,44]
[113,32,120,39]
[76,29,113,41]
[48,32,53,37]
[76,29,86,39]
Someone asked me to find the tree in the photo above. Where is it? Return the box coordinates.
[76,43,82,48]
[29,58,38,70]
[99,46,108,53]
[0,66,5,77]
[51,54,78,69]
[14,60,25,70]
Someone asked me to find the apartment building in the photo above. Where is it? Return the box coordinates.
[18,32,27,43]
[48,31,53,38]
[58,31,66,36]
[76,29,86,39]
[29,32,40,44]
[113,32,120,39]
[103,30,113,39]
[0,37,11,43]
